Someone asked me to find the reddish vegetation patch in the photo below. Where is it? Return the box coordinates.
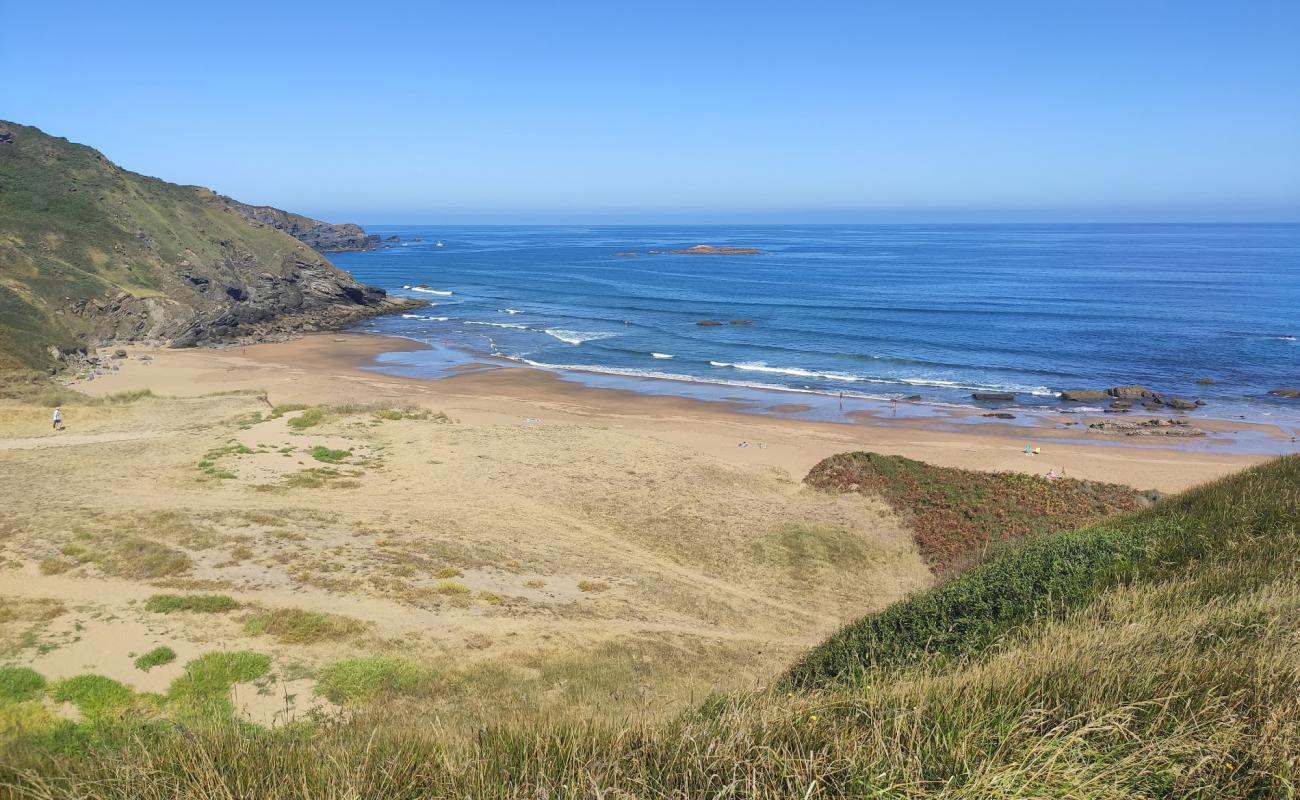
[805,452,1148,571]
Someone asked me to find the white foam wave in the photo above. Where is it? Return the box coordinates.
[403,285,453,296]
[401,314,449,321]
[708,360,1053,396]
[651,352,674,359]
[466,321,528,330]
[543,329,617,345]
[500,308,524,315]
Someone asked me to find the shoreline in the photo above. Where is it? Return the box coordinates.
[68,332,1294,493]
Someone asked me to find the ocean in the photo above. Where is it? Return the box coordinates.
[329,224,1300,426]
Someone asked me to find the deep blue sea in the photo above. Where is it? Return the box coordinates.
[330,224,1300,425]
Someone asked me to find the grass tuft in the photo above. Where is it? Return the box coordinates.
[144,594,240,614]
[242,608,366,644]
[0,666,46,703]
[316,656,431,703]
[133,646,177,671]
[310,446,351,464]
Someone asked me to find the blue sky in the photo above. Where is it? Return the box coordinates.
[3,1,1298,223]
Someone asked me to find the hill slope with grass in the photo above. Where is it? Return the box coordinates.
[1,452,1295,797]
[0,120,414,372]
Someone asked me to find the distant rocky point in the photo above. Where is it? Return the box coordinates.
[672,244,762,255]
[213,195,376,252]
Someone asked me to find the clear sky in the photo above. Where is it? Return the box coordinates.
[3,0,1298,223]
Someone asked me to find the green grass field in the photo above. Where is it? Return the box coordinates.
[1,456,1295,798]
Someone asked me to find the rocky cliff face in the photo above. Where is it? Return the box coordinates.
[0,120,418,371]
[214,196,379,252]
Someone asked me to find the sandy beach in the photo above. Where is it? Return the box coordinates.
[0,333,1287,728]
[76,333,1281,493]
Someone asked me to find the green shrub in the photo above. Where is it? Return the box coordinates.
[133,647,177,671]
[805,451,1145,570]
[144,594,239,614]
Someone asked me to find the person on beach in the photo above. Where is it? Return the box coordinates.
[52,406,62,430]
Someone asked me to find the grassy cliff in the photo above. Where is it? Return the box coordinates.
[0,120,403,372]
[1,456,1295,797]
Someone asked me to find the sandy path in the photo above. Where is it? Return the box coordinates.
[0,431,165,450]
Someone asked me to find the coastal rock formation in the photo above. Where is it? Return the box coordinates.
[1107,385,1154,399]
[672,244,763,255]
[1195,377,1216,385]
[1059,389,1109,402]
[0,119,418,370]
[1269,387,1300,398]
[972,392,1015,402]
[1088,419,1206,437]
[213,195,375,252]
[696,320,724,327]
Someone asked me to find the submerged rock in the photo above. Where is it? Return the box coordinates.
[971,392,1015,402]
[1268,387,1300,398]
[672,244,762,255]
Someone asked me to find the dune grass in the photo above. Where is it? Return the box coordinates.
[785,454,1299,687]
[1,457,1296,797]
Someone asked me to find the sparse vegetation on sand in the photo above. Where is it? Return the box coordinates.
[805,451,1147,570]
[144,593,239,614]
[242,608,367,644]
[2,457,1294,797]
[287,407,326,430]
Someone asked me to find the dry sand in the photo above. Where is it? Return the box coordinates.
[0,333,1282,726]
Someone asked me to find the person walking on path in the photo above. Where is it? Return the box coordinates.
[52,406,62,431]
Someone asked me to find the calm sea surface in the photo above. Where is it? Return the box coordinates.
[330,224,1300,425]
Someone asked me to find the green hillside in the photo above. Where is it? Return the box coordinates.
[0,120,402,372]
[2,456,1295,797]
